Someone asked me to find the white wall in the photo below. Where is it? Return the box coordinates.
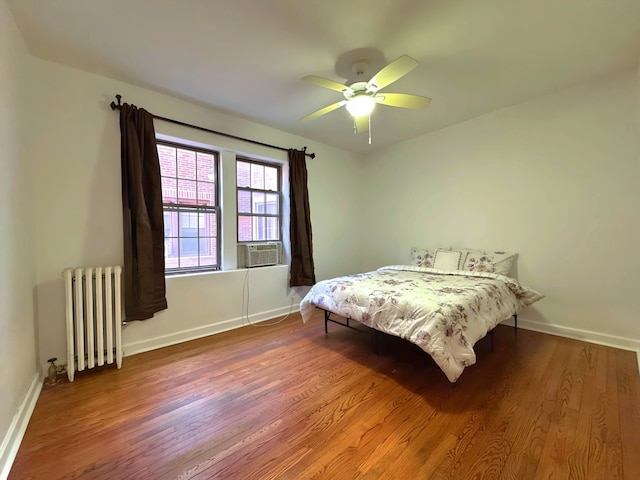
[28,58,365,371]
[361,68,640,347]
[4,5,639,462]
[0,0,38,469]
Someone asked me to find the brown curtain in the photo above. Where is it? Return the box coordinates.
[288,149,316,286]
[119,104,168,320]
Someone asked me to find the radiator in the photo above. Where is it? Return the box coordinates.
[63,266,123,381]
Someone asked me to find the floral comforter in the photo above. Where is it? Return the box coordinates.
[300,265,543,382]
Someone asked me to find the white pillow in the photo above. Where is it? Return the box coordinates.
[462,250,515,275]
[410,247,450,268]
[433,250,465,270]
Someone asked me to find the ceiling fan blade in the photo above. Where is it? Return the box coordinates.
[367,55,418,92]
[376,93,431,109]
[302,75,349,93]
[354,115,369,134]
[301,100,347,121]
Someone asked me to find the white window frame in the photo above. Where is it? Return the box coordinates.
[157,139,221,274]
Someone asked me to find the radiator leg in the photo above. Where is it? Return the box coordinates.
[63,269,75,382]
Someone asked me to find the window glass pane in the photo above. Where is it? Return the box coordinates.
[177,149,196,179]
[253,216,266,241]
[237,190,251,214]
[181,238,198,254]
[158,145,176,176]
[200,237,218,265]
[266,193,278,214]
[250,163,264,189]
[163,212,170,237]
[199,238,217,266]
[238,216,252,241]
[180,212,199,237]
[237,161,250,187]
[197,181,216,206]
[161,177,177,203]
[177,179,197,204]
[179,245,200,267]
[164,237,179,268]
[265,166,278,191]
[266,217,279,240]
[200,211,216,235]
[197,152,215,182]
[252,192,265,214]
[163,211,178,237]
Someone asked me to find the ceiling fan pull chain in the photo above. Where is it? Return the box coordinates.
[368,114,372,145]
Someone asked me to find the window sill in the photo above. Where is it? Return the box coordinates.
[165,263,287,279]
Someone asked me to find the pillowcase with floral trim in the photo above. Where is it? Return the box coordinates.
[461,250,515,276]
[410,247,451,268]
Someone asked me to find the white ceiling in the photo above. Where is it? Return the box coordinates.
[7,0,640,154]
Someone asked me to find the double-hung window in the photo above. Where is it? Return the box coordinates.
[237,159,281,242]
[157,140,220,273]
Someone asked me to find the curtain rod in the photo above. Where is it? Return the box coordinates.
[109,94,315,159]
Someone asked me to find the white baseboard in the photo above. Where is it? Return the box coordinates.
[503,317,640,374]
[123,304,298,358]
[0,373,42,480]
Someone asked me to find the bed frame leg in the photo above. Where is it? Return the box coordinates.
[324,310,329,334]
[490,330,495,352]
[321,309,381,356]
[514,314,518,334]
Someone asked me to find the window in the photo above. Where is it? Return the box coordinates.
[237,159,281,242]
[158,141,220,273]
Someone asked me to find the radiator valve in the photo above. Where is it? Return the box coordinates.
[47,357,58,384]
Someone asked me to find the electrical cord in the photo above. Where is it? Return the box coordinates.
[242,267,294,327]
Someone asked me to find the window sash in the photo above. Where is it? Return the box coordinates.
[163,204,220,273]
[158,140,220,274]
[236,159,282,243]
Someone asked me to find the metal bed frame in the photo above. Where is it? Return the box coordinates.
[322,308,518,354]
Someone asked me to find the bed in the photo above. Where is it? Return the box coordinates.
[300,259,543,383]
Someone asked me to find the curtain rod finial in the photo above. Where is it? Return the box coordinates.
[110,94,122,110]
[302,146,315,158]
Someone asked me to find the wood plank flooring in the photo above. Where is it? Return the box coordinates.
[9,310,640,479]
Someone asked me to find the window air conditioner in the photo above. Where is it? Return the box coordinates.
[244,242,280,268]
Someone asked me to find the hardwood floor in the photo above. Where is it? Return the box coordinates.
[9,310,640,479]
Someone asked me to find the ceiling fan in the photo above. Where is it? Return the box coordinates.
[301,55,431,138]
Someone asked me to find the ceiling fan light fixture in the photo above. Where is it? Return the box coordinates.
[346,94,376,117]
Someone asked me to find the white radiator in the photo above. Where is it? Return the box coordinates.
[63,266,123,381]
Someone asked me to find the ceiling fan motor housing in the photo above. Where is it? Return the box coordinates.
[343,81,369,100]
